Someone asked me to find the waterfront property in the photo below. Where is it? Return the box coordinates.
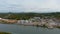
[3,17,60,28]
[0,17,60,28]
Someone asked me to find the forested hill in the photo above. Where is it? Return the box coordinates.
[0,12,60,20]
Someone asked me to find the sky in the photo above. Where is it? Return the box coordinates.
[0,0,60,13]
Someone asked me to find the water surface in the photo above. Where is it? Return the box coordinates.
[0,24,60,34]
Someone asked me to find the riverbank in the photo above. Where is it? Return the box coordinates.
[0,18,17,24]
[0,17,60,29]
[0,32,11,34]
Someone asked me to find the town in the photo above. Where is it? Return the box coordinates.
[0,16,60,28]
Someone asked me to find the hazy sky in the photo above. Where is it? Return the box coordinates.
[0,0,60,13]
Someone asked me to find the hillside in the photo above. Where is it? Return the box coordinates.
[0,12,60,20]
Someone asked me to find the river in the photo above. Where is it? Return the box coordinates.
[0,24,60,34]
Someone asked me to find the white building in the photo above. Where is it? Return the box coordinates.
[17,20,33,24]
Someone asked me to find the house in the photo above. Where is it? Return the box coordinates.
[17,20,32,24]
[29,17,41,22]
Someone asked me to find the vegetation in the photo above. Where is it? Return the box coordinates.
[0,32,11,34]
[0,12,60,20]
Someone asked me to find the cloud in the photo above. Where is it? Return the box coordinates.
[21,0,60,12]
[0,0,60,12]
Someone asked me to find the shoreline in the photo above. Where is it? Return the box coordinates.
[0,17,60,29]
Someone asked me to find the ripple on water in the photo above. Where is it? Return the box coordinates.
[0,24,60,34]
